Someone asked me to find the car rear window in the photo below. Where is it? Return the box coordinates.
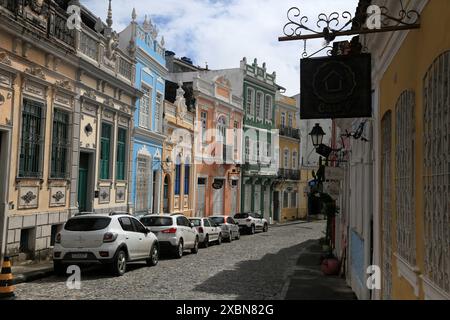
[64,217,111,231]
[210,217,225,225]
[234,213,249,219]
[140,216,173,227]
[190,219,201,227]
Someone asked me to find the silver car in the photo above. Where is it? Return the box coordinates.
[189,217,222,248]
[210,215,240,242]
[140,214,199,259]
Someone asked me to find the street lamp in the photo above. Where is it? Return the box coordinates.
[309,123,326,147]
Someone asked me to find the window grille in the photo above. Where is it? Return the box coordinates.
[80,32,98,60]
[381,111,393,299]
[19,99,44,178]
[51,109,70,179]
[395,90,417,266]
[422,51,450,294]
[135,155,151,213]
[140,86,151,129]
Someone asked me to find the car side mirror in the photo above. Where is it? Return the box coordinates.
[145,227,151,234]
[190,223,195,228]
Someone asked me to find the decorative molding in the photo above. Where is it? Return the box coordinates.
[83,89,97,100]
[421,276,450,300]
[18,186,39,209]
[98,186,111,204]
[0,51,12,66]
[24,67,46,80]
[55,80,72,91]
[116,186,126,203]
[50,187,66,207]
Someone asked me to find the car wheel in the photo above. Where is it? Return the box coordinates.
[191,237,199,254]
[174,239,184,259]
[203,235,209,248]
[53,261,66,276]
[250,224,255,235]
[217,233,222,245]
[263,223,268,232]
[110,249,127,276]
[146,244,159,267]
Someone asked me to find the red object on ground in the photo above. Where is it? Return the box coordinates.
[321,258,340,276]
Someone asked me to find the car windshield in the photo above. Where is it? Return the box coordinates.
[234,213,249,219]
[64,217,111,231]
[190,219,201,227]
[140,216,173,227]
[210,217,225,225]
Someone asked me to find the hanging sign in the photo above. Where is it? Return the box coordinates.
[212,180,224,189]
[300,53,372,119]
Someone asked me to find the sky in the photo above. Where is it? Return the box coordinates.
[82,0,359,96]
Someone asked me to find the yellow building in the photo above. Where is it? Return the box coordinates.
[160,82,195,216]
[0,1,139,262]
[273,93,305,222]
[364,0,450,299]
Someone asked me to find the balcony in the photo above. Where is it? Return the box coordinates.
[278,168,300,181]
[278,126,300,140]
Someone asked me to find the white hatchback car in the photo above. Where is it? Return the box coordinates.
[189,217,222,248]
[140,214,199,259]
[53,213,159,276]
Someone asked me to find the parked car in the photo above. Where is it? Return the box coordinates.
[189,217,222,248]
[53,213,159,276]
[140,214,199,258]
[209,215,240,242]
[234,212,269,234]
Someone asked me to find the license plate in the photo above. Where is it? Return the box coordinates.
[72,253,88,259]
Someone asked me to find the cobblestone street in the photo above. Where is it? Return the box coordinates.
[13,222,325,300]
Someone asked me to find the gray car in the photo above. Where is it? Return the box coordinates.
[209,215,240,242]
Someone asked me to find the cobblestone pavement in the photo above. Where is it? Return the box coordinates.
[14,221,325,300]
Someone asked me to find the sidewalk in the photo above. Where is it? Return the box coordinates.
[10,261,54,285]
[281,240,357,300]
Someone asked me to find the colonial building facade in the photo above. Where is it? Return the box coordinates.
[119,11,167,215]
[0,0,139,261]
[161,82,195,216]
[218,59,281,222]
[273,93,302,223]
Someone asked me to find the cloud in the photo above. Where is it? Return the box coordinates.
[82,0,359,96]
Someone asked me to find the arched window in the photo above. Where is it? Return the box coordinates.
[217,116,226,143]
[395,90,416,266]
[246,88,254,115]
[264,95,272,121]
[423,51,450,294]
[381,111,392,300]
[256,92,263,118]
[184,157,190,196]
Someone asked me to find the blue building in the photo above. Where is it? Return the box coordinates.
[119,10,167,215]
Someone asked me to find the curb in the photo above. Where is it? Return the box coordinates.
[270,221,308,228]
[12,267,54,285]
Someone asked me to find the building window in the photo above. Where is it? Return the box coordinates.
[264,95,272,120]
[155,92,163,132]
[201,111,207,143]
[291,191,297,208]
[283,191,289,208]
[245,136,250,162]
[100,123,112,180]
[256,91,263,118]
[284,149,290,168]
[139,86,152,129]
[246,87,254,115]
[80,32,98,60]
[292,151,298,170]
[381,111,392,300]
[288,114,293,128]
[233,121,239,155]
[135,155,151,213]
[175,158,181,195]
[423,51,450,294]
[281,112,286,128]
[395,90,416,267]
[19,99,44,178]
[184,163,190,195]
[116,128,127,181]
[51,109,70,179]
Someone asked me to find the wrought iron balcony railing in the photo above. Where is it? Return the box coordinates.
[278,126,300,140]
[278,168,300,180]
